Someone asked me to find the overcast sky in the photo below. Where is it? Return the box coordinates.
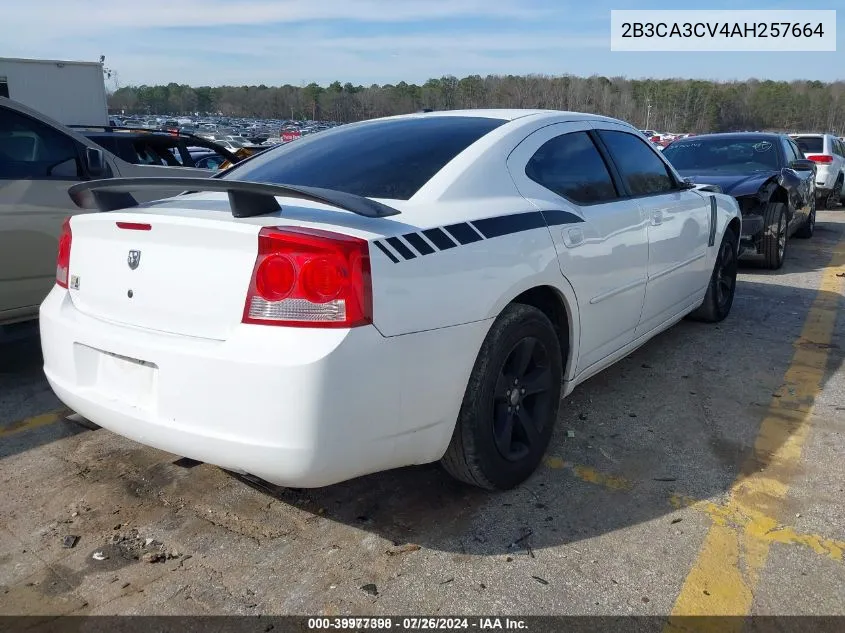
[4,0,842,87]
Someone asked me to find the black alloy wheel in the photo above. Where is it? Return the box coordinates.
[492,337,554,462]
[441,303,563,490]
[714,237,737,313]
[762,201,788,270]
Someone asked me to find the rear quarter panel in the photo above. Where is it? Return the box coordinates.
[367,199,567,337]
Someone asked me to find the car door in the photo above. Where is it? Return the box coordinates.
[0,104,100,319]
[507,122,649,373]
[593,125,710,336]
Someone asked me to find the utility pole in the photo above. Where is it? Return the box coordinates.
[646,98,653,130]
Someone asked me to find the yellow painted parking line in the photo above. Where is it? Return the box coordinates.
[670,493,844,563]
[665,240,845,629]
[544,457,845,564]
[544,456,634,491]
[0,409,74,438]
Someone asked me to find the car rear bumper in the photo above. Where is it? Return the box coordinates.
[815,166,836,190]
[40,287,489,487]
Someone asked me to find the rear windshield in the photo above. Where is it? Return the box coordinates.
[663,137,781,172]
[792,136,824,154]
[221,116,507,199]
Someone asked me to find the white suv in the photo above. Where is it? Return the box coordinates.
[791,133,845,208]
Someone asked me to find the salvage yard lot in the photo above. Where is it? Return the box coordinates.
[2,212,844,617]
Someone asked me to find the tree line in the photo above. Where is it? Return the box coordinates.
[108,74,845,134]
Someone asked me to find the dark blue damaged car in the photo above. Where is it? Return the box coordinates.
[663,133,817,270]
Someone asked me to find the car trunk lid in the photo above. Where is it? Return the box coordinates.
[67,211,260,340]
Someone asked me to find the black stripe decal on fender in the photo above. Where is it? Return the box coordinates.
[472,211,546,238]
[386,236,416,260]
[422,228,457,250]
[371,210,585,264]
[443,222,483,245]
[540,209,585,226]
[372,240,399,263]
[402,232,435,256]
[708,196,717,247]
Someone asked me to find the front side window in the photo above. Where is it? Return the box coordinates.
[524,132,618,204]
[0,106,79,179]
[221,116,507,200]
[597,130,676,196]
[781,138,798,162]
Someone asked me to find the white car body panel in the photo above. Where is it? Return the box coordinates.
[40,109,742,487]
[791,133,845,196]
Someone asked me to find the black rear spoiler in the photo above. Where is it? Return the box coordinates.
[67,178,401,219]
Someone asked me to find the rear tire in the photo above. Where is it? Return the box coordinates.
[689,226,738,323]
[441,304,563,490]
[761,202,788,269]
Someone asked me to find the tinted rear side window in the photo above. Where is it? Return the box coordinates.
[0,106,79,179]
[793,136,824,154]
[222,116,507,199]
[86,134,137,163]
[525,132,618,204]
[85,134,119,156]
[598,130,676,196]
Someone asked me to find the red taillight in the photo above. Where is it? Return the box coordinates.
[807,154,833,164]
[242,227,372,328]
[256,255,296,301]
[56,217,72,289]
[116,221,152,231]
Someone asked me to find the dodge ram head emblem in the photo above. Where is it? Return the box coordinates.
[127,250,141,270]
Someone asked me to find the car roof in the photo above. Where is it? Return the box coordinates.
[379,108,628,125]
[670,132,785,141]
[84,131,169,140]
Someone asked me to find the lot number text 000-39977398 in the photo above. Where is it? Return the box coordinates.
[610,9,836,52]
[306,617,529,630]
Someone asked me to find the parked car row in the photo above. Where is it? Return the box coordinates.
[111,113,343,148]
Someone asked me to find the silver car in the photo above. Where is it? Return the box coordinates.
[0,97,211,326]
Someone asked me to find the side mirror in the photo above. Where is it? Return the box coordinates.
[680,177,697,190]
[85,147,105,178]
[789,159,815,172]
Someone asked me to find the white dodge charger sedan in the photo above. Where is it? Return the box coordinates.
[40,110,742,490]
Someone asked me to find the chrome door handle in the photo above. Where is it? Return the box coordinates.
[562,227,584,247]
[651,210,664,226]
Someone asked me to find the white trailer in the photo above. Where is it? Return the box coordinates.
[0,57,109,126]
